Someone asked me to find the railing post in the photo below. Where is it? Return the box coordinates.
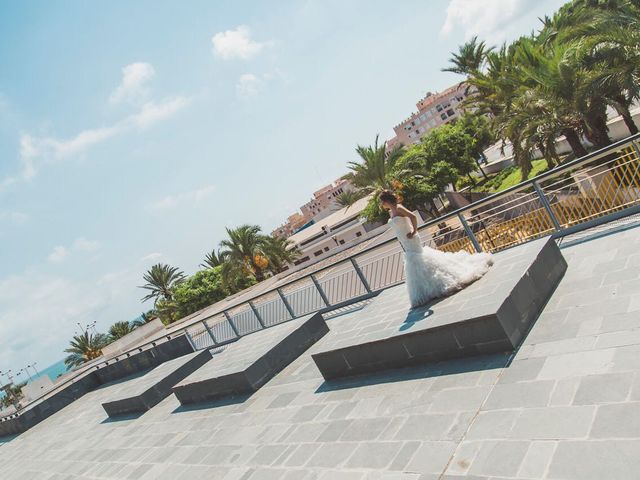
[533,181,561,232]
[311,274,331,307]
[184,330,198,351]
[277,288,296,319]
[350,257,372,293]
[223,310,241,338]
[202,320,218,346]
[248,301,266,328]
[631,141,640,160]
[457,213,483,253]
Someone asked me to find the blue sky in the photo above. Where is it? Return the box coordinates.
[0,0,567,373]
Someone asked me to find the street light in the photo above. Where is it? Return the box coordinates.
[20,368,33,381]
[28,363,39,377]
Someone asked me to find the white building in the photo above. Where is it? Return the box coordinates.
[288,196,385,267]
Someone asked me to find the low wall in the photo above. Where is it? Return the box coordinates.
[0,335,193,438]
[101,318,165,357]
[95,335,194,384]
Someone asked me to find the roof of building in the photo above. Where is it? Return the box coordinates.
[287,195,371,246]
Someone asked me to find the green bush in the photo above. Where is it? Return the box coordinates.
[172,266,228,318]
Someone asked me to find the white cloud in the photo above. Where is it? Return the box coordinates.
[1,97,190,189]
[149,185,216,212]
[236,70,286,99]
[0,63,191,190]
[72,237,101,252]
[212,25,267,60]
[0,266,141,371]
[441,0,538,41]
[109,62,156,105]
[47,237,101,263]
[236,73,262,98]
[141,252,163,262]
[48,246,69,264]
[129,96,191,129]
[0,211,29,224]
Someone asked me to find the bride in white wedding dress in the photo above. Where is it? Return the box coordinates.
[379,190,493,308]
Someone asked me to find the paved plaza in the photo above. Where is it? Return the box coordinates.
[1,225,640,479]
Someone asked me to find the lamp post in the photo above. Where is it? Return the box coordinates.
[28,363,39,377]
[0,370,19,410]
[20,368,33,381]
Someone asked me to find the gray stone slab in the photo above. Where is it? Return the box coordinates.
[173,313,328,405]
[313,237,566,380]
[101,349,212,417]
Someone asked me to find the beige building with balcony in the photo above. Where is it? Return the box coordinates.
[272,213,307,239]
[388,83,468,149]
[300,179,354,223]
[272,179,355,239]
[287,195,385,267]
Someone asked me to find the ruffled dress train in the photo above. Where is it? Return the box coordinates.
[390,216,493,308]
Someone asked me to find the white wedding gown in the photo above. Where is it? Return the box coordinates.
[390,215,493,308]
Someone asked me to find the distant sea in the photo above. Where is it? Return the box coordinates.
[38,358,68,381]
[0,359,68,400]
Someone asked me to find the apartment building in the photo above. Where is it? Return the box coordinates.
[387,83,468,149]
[271,213,306,239]
[299,179,354,222]
[287,195,385,267]
[272,179,355,238]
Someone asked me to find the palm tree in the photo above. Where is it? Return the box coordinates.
[442,36,493,76]
[346,135,404,194]
[132,310,158,327]
[442,0,640,176]
[108,321,136,341]
[201,249,223,269]
[63,331,109,369]
[564,3,640,135]
[219,225,270,282]
[261,235,300,273]
[139,263,185,304]
[335,190,364,209]
[449,35,590,177]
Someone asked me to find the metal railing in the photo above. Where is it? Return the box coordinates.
[43,132,624,360]
[182,134,640,350]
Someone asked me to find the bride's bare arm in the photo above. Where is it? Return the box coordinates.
[397,205,418,238]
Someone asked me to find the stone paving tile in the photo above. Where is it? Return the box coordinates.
[572,372,633,405]
[589,402,640,438]
[466,440,530,477]
[482,380,554,410]
[404,441,458,474]
[516,440,557,479]
[547,440,640,480]
[464,410,519,440]
[345,441,404,469]
[2,226,640,479]
[507,406,596,440]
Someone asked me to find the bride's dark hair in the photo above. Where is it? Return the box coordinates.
[378,189,398,205]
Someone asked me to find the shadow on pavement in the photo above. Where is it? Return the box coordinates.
[315,352,511,393]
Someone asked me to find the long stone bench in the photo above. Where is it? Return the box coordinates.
[0,335,195,437]
[101,349,213,417]
[173,312,328,405]
[312,237,567,380]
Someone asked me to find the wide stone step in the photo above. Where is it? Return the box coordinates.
[312,237,567,380]
[101,349,212,417]
[173,312,328,405]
